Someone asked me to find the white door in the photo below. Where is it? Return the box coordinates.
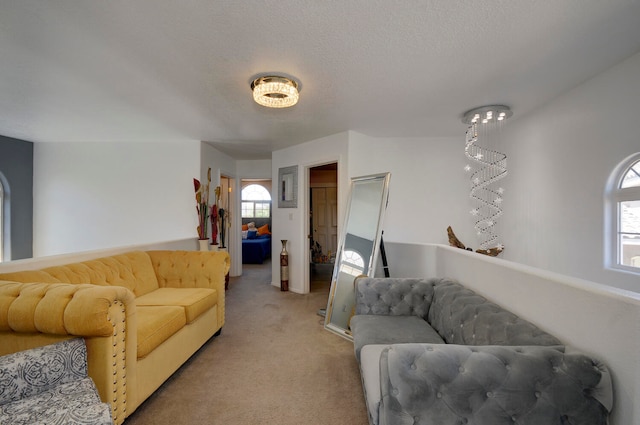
[312,187,338,258]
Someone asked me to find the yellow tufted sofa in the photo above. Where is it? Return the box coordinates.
[0,250,230,425]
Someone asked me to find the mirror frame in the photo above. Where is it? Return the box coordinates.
[324,172,391,340]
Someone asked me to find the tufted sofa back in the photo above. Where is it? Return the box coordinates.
[354,278,436,320]
[428,279,562,346]
[0,251,160,297]
[147,250,227,289]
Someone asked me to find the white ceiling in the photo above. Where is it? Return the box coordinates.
[1,1,640,160]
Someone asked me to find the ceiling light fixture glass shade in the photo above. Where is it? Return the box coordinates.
[251,76,299,108]
[462,105,512,125]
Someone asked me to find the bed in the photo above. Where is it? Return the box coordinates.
[242,234,272,264]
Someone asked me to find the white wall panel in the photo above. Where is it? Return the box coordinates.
[498,51,640,291]
[33,141,200,257]
[348,133,476,249]
[271,132,348,293]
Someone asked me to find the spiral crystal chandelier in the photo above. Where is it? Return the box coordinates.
[251,76,299,108]
[462,105,512,254]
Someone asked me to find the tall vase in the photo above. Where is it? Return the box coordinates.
[198,239,209,252]
[280,240,289,292]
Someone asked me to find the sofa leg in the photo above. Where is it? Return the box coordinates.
[214,328,222,337]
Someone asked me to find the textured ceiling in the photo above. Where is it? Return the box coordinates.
[1,1,640,159]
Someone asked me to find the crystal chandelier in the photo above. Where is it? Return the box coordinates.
[461,105,512,254]
[251,76,299,108]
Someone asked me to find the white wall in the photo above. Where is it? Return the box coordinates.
[271,130,476,294]
[498,51,640,292]
[29,51,640,293]
[237,159,272,179]
[348,133,476,247]
[349,52,640,293]
[200,143,242,276]
[271,132,349,293]
[33,141,201,257]
[201,143,237,186]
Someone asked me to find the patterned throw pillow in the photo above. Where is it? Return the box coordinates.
[0,338,87,406]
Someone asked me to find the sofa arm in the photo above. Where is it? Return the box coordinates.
[0,281,136,425]
[355,277,439,320]
[379,344,613,425]
[0,281,135,336]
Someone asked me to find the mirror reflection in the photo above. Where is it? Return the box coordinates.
[324,173,390,339]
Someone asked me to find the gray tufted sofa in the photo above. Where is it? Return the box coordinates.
[350,277,613,425]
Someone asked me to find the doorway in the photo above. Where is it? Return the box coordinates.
[219,174,241,277]
[309,163,338,294]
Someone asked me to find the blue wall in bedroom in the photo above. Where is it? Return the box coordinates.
[0,135,33,260]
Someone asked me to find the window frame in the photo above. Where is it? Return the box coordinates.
[241,184,272,219]
[606,153,640,274]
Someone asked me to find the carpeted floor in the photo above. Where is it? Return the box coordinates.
[124,260,369,424]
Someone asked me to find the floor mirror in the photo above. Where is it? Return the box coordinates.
[324,172,391,340]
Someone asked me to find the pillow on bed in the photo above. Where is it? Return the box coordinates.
[242,224,249,231]
[257,234,270,239]
[257,224,271,235]
[242,230,248,239]
[247,230,258,239]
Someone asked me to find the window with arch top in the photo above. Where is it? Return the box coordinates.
[241,184,271,218]
[607,154,640,272]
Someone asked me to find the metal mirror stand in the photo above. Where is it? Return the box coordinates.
[324,172,391,340]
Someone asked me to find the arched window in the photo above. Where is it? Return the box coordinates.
[340,249,365,277]
[607,154,640,272]
[241,184,271,218]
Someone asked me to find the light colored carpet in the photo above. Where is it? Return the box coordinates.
[124,261,369,424]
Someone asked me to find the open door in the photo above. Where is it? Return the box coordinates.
[309,163,338,294]
[219,175,241,277]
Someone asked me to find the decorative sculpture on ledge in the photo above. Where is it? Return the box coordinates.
[447,226,504,257]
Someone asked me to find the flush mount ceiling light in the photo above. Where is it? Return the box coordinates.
[250,76,299,108]
[462,105,512,125]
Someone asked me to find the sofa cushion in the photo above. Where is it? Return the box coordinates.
[429,280,562,347]
[378,344,612,425]
[136,288,217,323]
[136,306,187,358]
[359,344,390,425]
[350,315,445,361]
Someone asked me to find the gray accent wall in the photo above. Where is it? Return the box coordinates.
[0,135,33,260]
